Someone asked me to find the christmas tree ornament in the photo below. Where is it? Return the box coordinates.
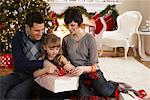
[47,28,52,33]
[10,23,15,29]
[23,5,26,10]
[0,2,3,5]
[0,23,5,29]
[48,21,52,26]
[18,7,23,12]
[6,0,9,4]
[12,10,18,16]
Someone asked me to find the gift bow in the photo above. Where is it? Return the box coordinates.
[56,66,65,76]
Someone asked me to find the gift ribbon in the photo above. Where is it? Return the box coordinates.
[56,66,65,76]
[137,89,147,99]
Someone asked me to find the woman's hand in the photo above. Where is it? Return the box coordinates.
[68,66,85,76]
[63,63,75,72]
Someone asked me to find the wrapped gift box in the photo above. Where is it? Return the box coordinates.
[0,54,14,69]
[35,74,79,93]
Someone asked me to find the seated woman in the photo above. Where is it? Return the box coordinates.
[62,7,130,98]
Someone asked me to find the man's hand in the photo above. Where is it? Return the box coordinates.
[44,66,58,74]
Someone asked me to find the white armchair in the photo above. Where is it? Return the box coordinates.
[99,11,142,59]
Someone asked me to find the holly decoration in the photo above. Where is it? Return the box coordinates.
[100,4,119,30]
[46,11,59,32]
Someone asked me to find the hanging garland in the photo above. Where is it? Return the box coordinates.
[100,4,119,30]
[56,5,119,32]
[57,5,119,21]
[57,6,92,19]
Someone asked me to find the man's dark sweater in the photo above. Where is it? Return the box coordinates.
[12,31,43,72]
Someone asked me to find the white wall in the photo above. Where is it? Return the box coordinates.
[116,0,150,55]
[48,3,109,14]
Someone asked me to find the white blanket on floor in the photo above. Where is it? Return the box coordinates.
[99,57,150,100]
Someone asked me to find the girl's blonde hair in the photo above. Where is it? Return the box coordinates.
[42,33,61,48]
[40,33,62,65]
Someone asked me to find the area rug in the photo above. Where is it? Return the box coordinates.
[99,57,150,95]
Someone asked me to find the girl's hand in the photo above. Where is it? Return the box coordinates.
[68,66,85,76]
[45,65,58,74]
[33,66,58,78]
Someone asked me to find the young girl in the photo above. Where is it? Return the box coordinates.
[33,33,75,77]
[34,33,77,99]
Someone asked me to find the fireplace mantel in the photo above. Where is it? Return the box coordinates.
[44,0,121,14]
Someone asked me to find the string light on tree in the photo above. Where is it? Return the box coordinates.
[0,0,54,53]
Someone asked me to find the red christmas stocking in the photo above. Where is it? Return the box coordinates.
[92,13,100,20]
[103,14,113,31]
[92,13,104,35]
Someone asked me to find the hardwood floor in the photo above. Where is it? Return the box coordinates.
[0,68,13,76]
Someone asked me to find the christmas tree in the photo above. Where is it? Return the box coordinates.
[0,0,54,53]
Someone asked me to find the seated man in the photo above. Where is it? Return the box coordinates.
[0,11,56,99]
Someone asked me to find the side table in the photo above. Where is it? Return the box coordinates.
[137,31,150,61]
